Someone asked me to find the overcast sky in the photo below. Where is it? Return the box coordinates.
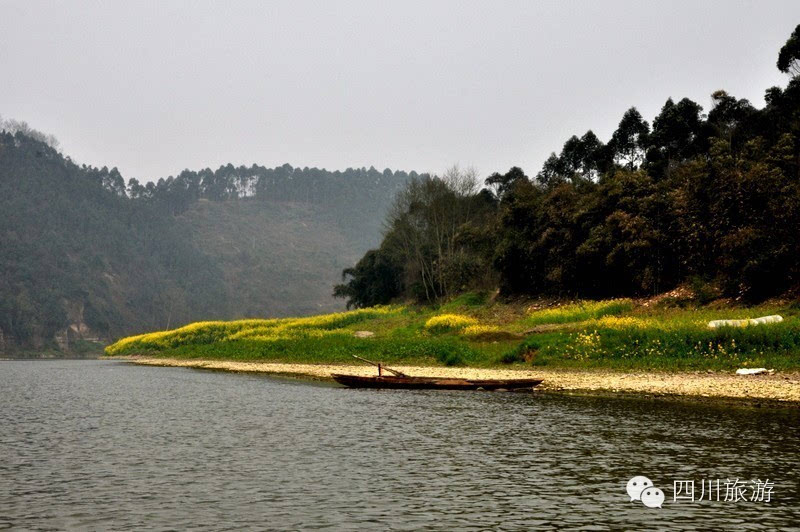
[1,1,799,182]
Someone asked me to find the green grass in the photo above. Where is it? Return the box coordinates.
[524,299,634,325]
[165,337,479,366]
[105,293,800,371]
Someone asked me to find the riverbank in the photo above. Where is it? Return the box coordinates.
[104,295,800,404]
[104,295,800,371]
[118,356,800,405]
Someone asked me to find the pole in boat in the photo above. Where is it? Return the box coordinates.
[351,354,408,378]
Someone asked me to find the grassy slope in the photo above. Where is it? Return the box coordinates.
[105,294,800,371]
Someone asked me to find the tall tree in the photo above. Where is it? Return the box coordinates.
[609,108,650,170]
[485,166,528,199]
[778,23,800,77]
[647,97,704,178]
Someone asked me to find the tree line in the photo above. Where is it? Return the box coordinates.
[334,25,800,307]
[91,161,423,247]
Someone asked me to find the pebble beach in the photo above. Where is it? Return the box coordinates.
[120,356,800,405]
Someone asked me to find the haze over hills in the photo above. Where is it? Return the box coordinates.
[0,124,419,354]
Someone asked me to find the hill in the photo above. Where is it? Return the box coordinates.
[180,199,364,318]
[0,129,411,355]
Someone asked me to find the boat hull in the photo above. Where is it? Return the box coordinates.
[331,374,542,391]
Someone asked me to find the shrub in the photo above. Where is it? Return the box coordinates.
[461,324,500,337]
[440,292,489,310]
[461,324,520,341]
[424,314,478,333]
[690,276,719,305]
[526,299,633,325]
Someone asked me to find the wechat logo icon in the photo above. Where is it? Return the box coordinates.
[627,475,664,508]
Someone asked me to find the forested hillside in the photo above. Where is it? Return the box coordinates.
[179,199,363,318]
[335,25,800,308]
[0,126,415,353]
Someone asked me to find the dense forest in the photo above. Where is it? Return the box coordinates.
[0,122,418,352]
[335,25,800,308]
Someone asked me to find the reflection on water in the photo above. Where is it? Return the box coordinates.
[1,360,798,530]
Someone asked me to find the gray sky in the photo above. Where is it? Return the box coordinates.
[1,1,798,182]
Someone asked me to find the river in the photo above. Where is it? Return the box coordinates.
[1,360,798,530]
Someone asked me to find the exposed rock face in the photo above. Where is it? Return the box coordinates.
[66,301,101,341]
[54,329,70,351]
[51,301,104,352]
[0,299,105,354]
[68,321,97,339]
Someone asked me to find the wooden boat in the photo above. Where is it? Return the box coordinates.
[331,373,543,391]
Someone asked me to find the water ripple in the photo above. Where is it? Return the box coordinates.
[1,360,798,530]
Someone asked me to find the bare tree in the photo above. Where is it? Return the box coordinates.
[0,116,60,151]
[384,164,483,301]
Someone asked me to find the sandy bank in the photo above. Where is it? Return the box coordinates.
[118,356,800,405]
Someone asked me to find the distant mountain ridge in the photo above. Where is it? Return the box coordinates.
[0,129,418,353]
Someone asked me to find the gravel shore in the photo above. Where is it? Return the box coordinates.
[118,356,800,405]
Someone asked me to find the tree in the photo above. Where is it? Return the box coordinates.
[706,137,800,298]
[536,154,563,187]
[342,24,800,305]
[485,166,528,199]
[0,117,59,150]
[492,176,547,295]
[560,131,604,181]
[647,97,704,178]
[374,167,497,302]
[609,108,650,170]
[536,132,605,186]
[102,167,127,197]
[333,249,403,309]
[778,24,800,76]
[127,178,146,198]
[708,90,751,124]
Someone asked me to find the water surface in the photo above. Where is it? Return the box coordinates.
[1,360,798,530]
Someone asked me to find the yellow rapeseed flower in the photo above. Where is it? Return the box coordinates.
[461,324,500,337]
[424,314,478,332]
